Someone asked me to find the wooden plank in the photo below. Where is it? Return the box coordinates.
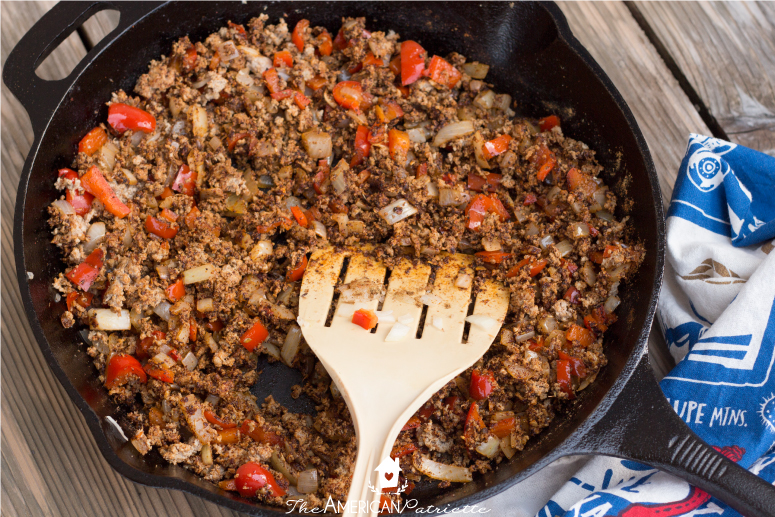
[633,1,775,155]
[0,3,243,516]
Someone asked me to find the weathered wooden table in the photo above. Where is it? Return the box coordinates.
[2,2,773,516]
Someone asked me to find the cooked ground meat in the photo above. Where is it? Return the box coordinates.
[48,15,644,509]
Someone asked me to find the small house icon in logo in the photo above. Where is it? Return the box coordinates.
[374,457,401,488]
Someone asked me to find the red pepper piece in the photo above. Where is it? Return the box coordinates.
[474,251,511,264]
[240,320,269,352]
[556,359,574,399]
[390,443,418,459]
[204,410,238,429]
[566,323,595,348]
[469,370,495,400]
[351,125,372,167]
[144,363,174,383]
[263,68,282,94]
[80,166,131,218]
[171,164,197,196]
[400,40,426,86]
[273,50,293,68]
[388,128,410,165]
[482,134,512,160]
[332,80,365,111]
[467,173,502,192]
[107,103,156,134]
[287,256,308,282]
[78,127,108,155]
[65,291,93,311]
[65,249,103,291]
[291,19,309,52]
[564,286,580,304]
[105,354,147,388]
[352,309,378,330]
[316,30,333,56]
[145,215,178,239]
[490,417,516,438]
[424,55,461,88]
[539,114,560,132]
[240,420,284,446]
[235,462,286,498]
[534,144,557,181]
[166,278,185,302]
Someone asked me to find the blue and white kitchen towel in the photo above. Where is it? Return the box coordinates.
[487,135,775,517]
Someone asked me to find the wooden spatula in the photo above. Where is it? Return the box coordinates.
[298,248,509,517]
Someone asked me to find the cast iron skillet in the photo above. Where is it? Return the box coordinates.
[6,2,775,515]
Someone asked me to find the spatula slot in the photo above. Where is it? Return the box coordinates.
[323,256,350,328]
[416,303,429,339]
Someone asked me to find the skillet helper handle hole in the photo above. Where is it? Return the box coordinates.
[572,354,775,517]
[1,1,148,137]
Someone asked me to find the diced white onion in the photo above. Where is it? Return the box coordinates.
[301,131,332,159]
[455,273,472,289]
[465,314,499,333]
[432,316,444,331]
[330,160,348,195]
[482,236,502,252]
[154,302,172,321]
[385,322,411,342]
[407,128,427,143]
[375,310,395,324]
[201,443,213,465]
[182,264,215,284]
[546,186,562,204]
[84,222,106,253]
[581,261,597,286]
[91,309,131,330]
[426,181,439,198]
[494,93,512,112]
[515,330,535,343]
[462,62,489,79]
[525,222,540,236]
[378,198,418,225]
[236,68,254,86]
[312,220,327,239]
[605,295,621,314]
[571,222,590,238]
[608,264,628,282]
[475,435,501,458]
[250,241,273,261]
[433,120,475,147]
[190,105,208,138]
[500,437,516,459]
[52,199,75,215]
[420,293,442,306]
[473,90,495,109]
[591,187,608,212]
[416,456,472,483]
[180,395,211,443]
[99,141,119,171]
[555,240,573,257]
[538,315,557,334]
[172,120,186,135]
[263,342,281,360]
[209,136,222,150]
[205,394,220,406]
[472,132,490,169]
[281,325,302,366]
[219,41,239,61]
[332,213,349,233]
[196,298,214,312]
[285,196,302,210]
[596,210,614,222]
[182,351,198,371]
[539,235,555,250]
[297,469,319,494]
[347,109,368,125]
[130,130,146,147]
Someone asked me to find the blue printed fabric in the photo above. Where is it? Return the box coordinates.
[529,135,775,517]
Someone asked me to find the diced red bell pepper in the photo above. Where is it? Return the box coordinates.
[380,99,404,121]
[159,208,178,223]
[205,319,224,332]
[66,291,93,311]
[523,193,537,206]
[424,55,461,88]
[401,416,423,431]
[603,244,617,259]
[189,317,198,342]
[235,462,286,498]
[466,194,489,231]
[389,55,401,76]
[166,278,185,302]
[293,91,311,109]
[539,115,560,132]
[184,206,200,227]
[306,75,327,91]
[136,330,165,360]
[333,28,349,50]
[482,134,512,160]
[566,323,594,348]
[313,159,330,194]
[528,336,545,352]
[240,420,284,446]
[564,286,580,304]
[352,309,378,330]
[400,40,426,86]
[105,354,147,388]
[204,410,238,429]
[263,68,282,94]
[240,320,269,351]
[474,251,511,264]
[144,363,174,383]
[316,30,333,56]
[145,215,178,239]
[107,103,156,134]
[558,350,588,378]
[228,21,247,37]
[556,359,574,399]
[160,187,175,200]
[566,168,597,198]
[65,249,103,291]
[227,132,251,152]
[388,129,410,165]
[533,144,557,181]
[415,163,428,179]
[589,250,605,264]
[333,80,365,111]
[362,52,384,67]
[488,195,510,221]
[529,259,548,277]
[171,164,197,196]
[390,443,418,459]
[490,417,516,438]
[291,19,309,52]
[467,173,502,192]
[463,402,486,446]
[351,125,372,167]
[273,50,293,68]
[219,478,239,491]
[218,428,241,444]
[469,370,495,400]
[290,206,309,228]
[78,127,108,155]
[80,166,130,218]
[59,168,95,215]
[287,255,308,282]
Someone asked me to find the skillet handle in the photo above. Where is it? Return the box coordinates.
[573,353,775,517]
[1,1,161,137]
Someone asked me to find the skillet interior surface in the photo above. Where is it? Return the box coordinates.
[12,1,662,514]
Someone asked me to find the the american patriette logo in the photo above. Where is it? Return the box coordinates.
[374,456,401,488]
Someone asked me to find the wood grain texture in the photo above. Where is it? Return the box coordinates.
[633,1,775,155]
[0,2,704,516]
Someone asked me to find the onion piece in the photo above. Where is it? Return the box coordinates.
[200,443,213,465]
[154,301,172,321]
[296,469,319,494]
[555,240,573,258]
[482,236,502,252]
[455,273,472,289]
[515,330,535,343]
[99,141,119,171]
[250,241,273,261]
[301,131,332,159]
[596,210,614,222]
[605,295,621,314]
[263,342,281,360]
[235,68,253,86]
[398,314,413,325]
[539,235,555,250]
[407,128,427,143]
[420,293,442,306]
[90,309,131,330]
[84,222,106,253]
[182,264,215,284]
[571,222,590,238]
[52,199,75,216]
[312,220,327,239]
[205,394,220,406]
[500,437,517,459]
[591,187,608,212]
[525,222,540,236]
[472,132,490,169]
[330,160,349,195]
[494,93,512,112]
[219,41,239,61]
[281,325,302,366]
[332,213,349,233]
[271,451,298,486]
[385,322,411,342]
[473,90,495,109]
[432,316,444,331]
[462,62,489,79]
[179,395,213,444]
[466,314,499,333]
[432,120,475,147]
[580,261,597,287]
[416,456,472,483]
[375,310,395,324]
[378,198,418,225]
[538,315,557,334]
[475,435,501,458]
[182,352,198,371]
[189,105,208,138]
